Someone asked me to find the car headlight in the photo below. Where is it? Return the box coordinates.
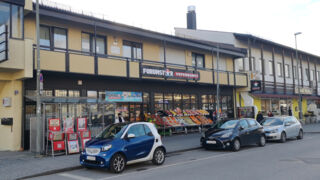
[101,144,112,152]
[270,129,279,133]
[221,132,232,138]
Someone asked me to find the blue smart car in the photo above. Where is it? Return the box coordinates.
[80,122,166,173]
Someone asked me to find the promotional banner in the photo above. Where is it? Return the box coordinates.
[250,80,262,92]
[105,91,142,102]
[53,141,65,151]
[63,117,74,133]
[77,117,87,132]
[68,141,80,154]
[141,65,200,80]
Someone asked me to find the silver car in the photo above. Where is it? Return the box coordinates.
[261,116,303,143]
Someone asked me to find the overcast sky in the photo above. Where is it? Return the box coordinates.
[49,0,320,56]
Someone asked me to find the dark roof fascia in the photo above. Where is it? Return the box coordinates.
[34,5,246,58]
[234,33,320,59]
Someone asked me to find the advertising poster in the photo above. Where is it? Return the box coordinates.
[49,132,64,141]
[48,118,61,131]
[63,117,74,133]
[105,91,142,102]
[68,133,78,141]
[53,141,65,151]
[77,117,87,132]
[68,141,80,154]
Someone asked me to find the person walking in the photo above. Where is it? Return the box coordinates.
[115,113,125,123]
[256,111,264,124]
[288,107,292,116]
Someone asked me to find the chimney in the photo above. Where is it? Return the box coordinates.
[187,6,196,30]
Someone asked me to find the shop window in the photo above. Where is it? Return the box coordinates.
[69,90,80,97]
[0,2,23,39]
[154,93,163,112]
[87,90,97,98]
[182,94,191,109]
[201,95,208,104]
[191,94,197,109]
[261,99,271,115]
[123,40,142,60]
[55,90,67,97]
[277,62,283,77]
[192,53,205,68]
[271,99,279,115]
[163,93,173,110]
[42,90,53,97]
[98,91,105,99]
[285,64,290,78]
[54,28,67,50]
[269,61,273,75]
[173,94,182,109]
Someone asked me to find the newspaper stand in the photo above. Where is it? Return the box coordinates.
[77,117,91,151]
[46,118,66,157]
[67,133,80,154]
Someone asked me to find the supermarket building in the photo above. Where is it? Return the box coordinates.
[176,27,320,120]
[0,1,248,151]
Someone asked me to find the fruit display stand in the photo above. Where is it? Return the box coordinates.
[146,109,213,136]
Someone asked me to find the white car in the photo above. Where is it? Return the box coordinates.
[261,116,303,142]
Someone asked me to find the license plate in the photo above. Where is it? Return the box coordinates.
[206,140,216,144]
[87,156,96,161]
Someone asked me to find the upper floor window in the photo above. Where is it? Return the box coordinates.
[277,62,283,77]
[317,71,320,82]
[236,58,244,71]
[293,66,297,79]
[285,64,290,78]
[192,52,205,68]
[251,57,256,71]
[123,40,142,60]
[0,2,23,39]
[305,68,309,81]
[269,61,273,75]
[81,32,106,55]
[298,67,302,80]
[310,70,315,81]
[40,25,67,50]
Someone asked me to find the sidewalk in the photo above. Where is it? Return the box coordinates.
[0,133,202,180]
[303,123,320,133]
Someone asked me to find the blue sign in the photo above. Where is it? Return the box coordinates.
[105,91,142,102]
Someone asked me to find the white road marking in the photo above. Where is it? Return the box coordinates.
[59,173,94,180]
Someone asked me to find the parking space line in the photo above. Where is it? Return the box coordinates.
[59,173,94,180]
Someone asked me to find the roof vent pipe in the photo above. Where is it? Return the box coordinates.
[187,6,197,30]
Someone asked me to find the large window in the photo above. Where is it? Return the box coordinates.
[285,64,290,78]
[310,70,315,81]
[81,32,106,55]
[0,2,23,39]
[154,93,198,112]
[123,40,142,60]
[192,53,205,68]
[277,62,283,77]
[40,26,67,50]
[237,58,244,71]
[305,68,309,81]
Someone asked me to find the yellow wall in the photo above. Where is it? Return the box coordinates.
[98,58,126,77]
[69,54,94,74]
[254,98,261,112]
[143,41,160,61]
[0,80,23,151]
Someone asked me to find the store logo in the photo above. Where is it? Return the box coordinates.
[142,66,200,80]
[251,80,261,92]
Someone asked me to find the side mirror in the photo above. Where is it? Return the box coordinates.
[127,133,135,139]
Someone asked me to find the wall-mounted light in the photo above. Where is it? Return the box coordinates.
[77,80,83,86]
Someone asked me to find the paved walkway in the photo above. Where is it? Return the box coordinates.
[303,123,320,133]
[0,133,202,180]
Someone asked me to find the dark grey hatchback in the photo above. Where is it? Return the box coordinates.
[201,119,266,151]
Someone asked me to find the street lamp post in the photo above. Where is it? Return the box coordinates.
[216,44,220,122]
[294,32,302,120]
[36,0,42,154]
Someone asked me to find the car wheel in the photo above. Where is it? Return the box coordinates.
[110,153,126,173]
[297,129,303,140]
[152,148,165,165]
[232,139,241,152]
[280,132,286,143]
[258,135,266,147]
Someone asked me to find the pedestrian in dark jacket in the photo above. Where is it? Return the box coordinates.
[288,107,292,116]
[256,111,264,124]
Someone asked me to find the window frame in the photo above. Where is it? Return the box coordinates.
[81,31,107,55]
[277,62,283,77]
[192,52,205,69]
[10,3,24,39]
[40,25,68,51]
[269,61,274,76]
[122,40,143,60]
[285,64,290,78]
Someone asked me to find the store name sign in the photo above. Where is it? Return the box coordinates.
[0,24,8,63]
[141,66,200,80]
[105,91,142,102]
[250,80,262,92]
[295,87,312,95]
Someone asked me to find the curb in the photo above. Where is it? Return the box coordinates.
[17,146,202,180]
[304,131,320,134]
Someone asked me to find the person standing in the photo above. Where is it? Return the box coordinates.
[288,107,292,116]
[115,113,125,123]
[256,111,264,124]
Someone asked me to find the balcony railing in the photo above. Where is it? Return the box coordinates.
[262,81,317,96]
[33,46,248,87]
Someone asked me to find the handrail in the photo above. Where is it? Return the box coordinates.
[32,45,248,76]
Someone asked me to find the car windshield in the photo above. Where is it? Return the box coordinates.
[217,120,238,129]
[262,118,283,126]
[96,123,128,139]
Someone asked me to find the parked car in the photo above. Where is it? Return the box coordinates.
[261,116,303,143]
[80,122,166,173]
[201,119,266,151]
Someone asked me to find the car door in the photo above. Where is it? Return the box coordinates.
[143,124,155,156]
[124,124,148,161]
[291,117,300,136]
[247,119,261,144]
[238,120,250,146]
[284,117,295,138]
